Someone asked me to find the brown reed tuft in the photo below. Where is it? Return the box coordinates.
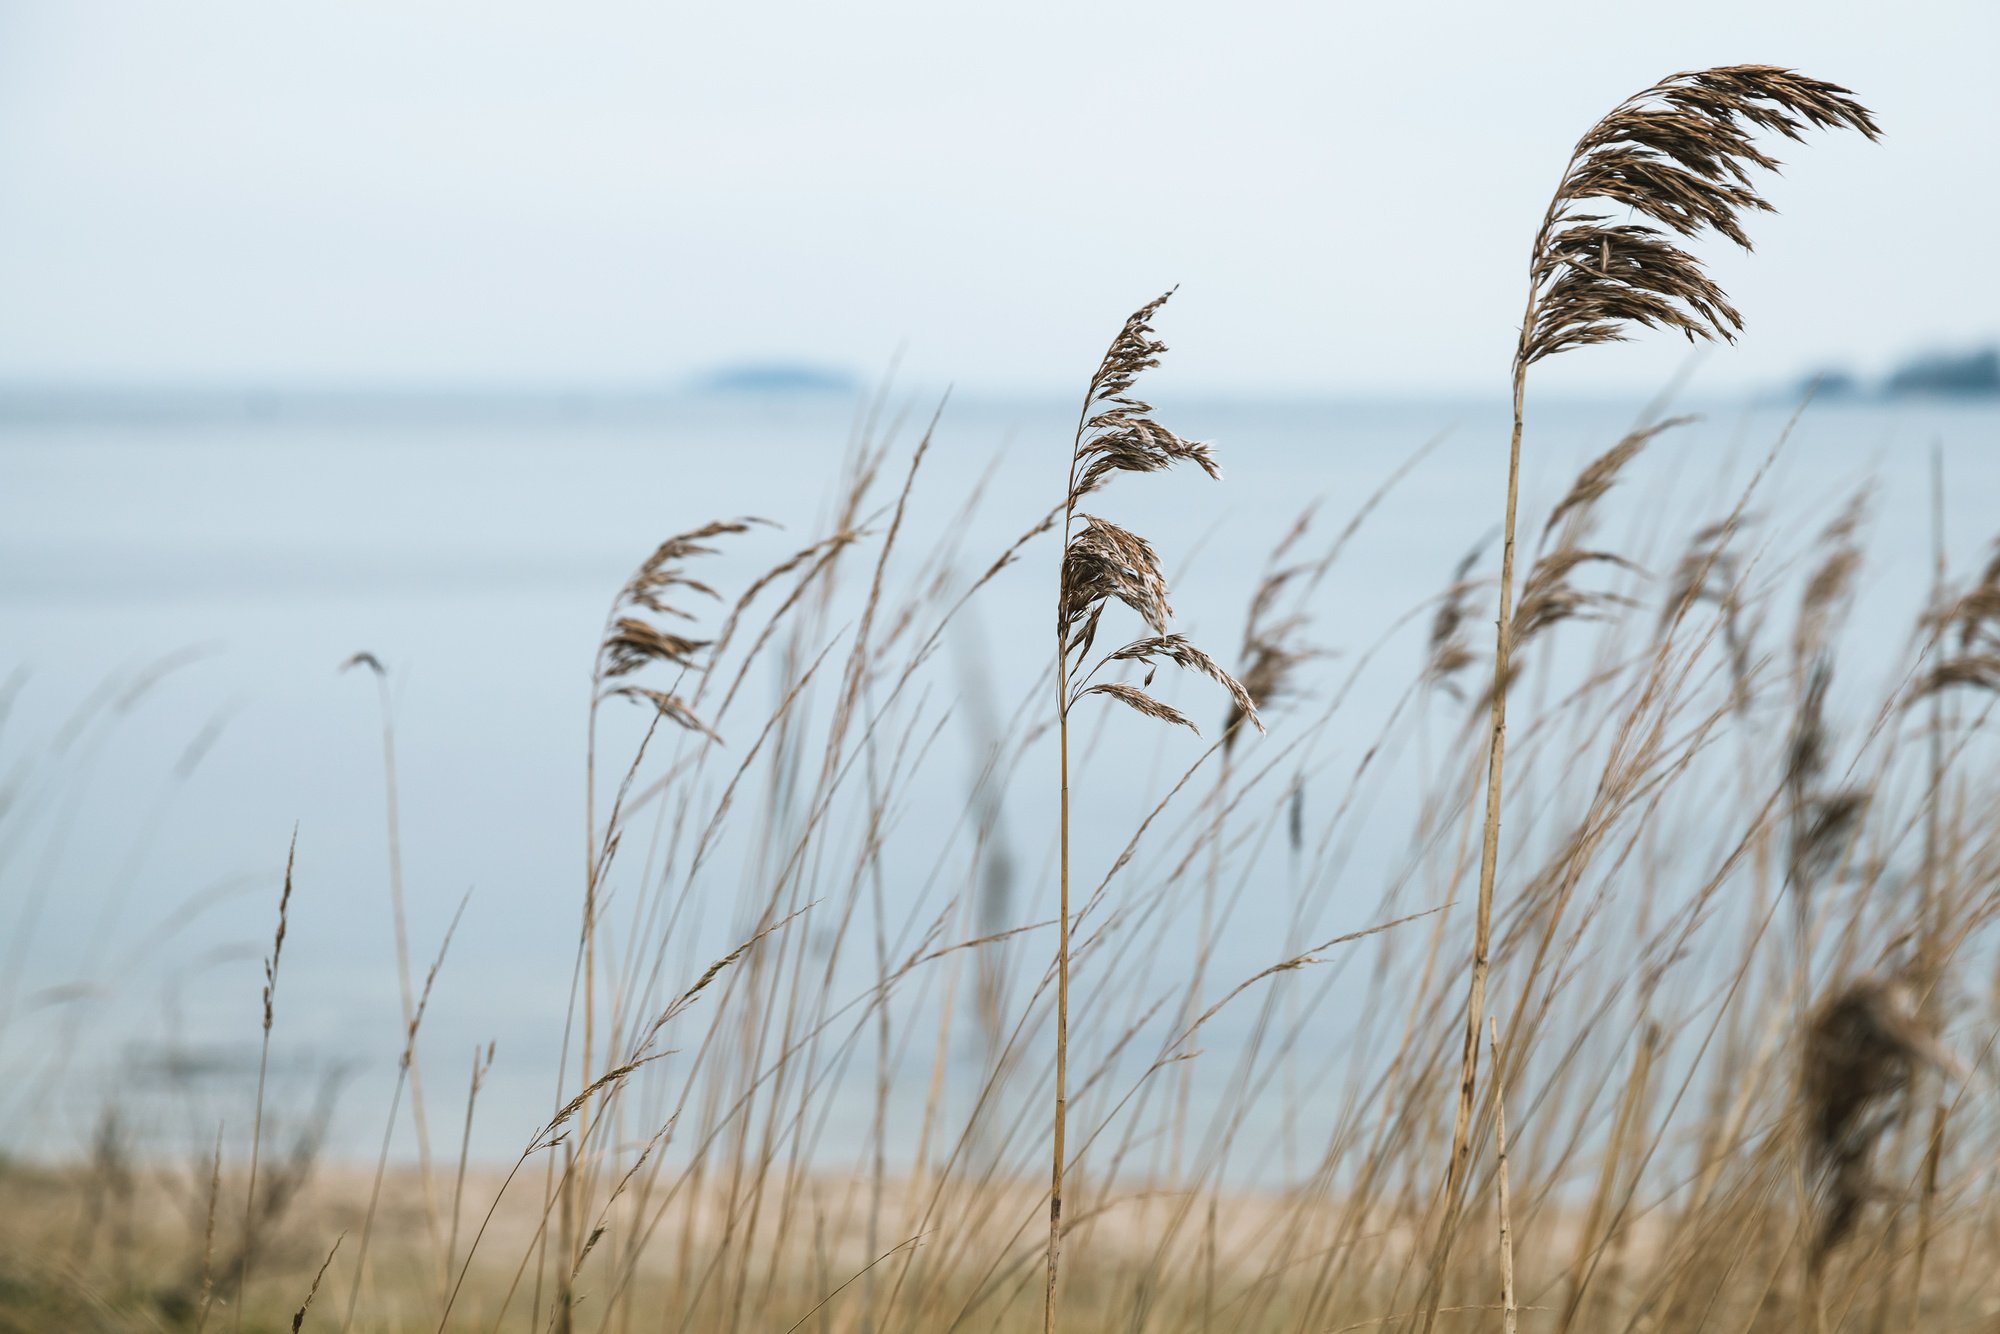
[1224,508,1323,748]
[1786,657,1831,801]
[1230,623,1310,750]
[1803,977,1948,1265]
[1794,788,1869,888]
[1661,513,1758,707]
[1098,635,1256,734]
[1782,657,1872,897]
[596,517,769,740]
[1795,491,1868,669]
[1912,538,2000,698]
[1060,516,1173,646]
[1912,652,2000,699]
[1512,547,1642,648]
[1521,68,1879,366]
[1425,542,1486,694]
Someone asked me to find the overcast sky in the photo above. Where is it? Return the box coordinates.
[0,1,1992,396]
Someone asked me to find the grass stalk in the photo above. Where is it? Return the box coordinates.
[237,829,297,1333]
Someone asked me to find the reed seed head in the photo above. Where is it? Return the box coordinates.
[1803,975,1947,1263]
[598,517,767,739]
[1522,66,1879,368]
[1059,292,1256,739]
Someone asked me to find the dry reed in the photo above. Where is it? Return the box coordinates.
[1424,65,1878,1334]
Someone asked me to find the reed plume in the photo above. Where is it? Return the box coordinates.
[1425,542,1486,695]
[1794,492,1868,670]
[1519,68,1879,366]
[1045,290,1255,1333]
[596,517,769,741]
[1661,513,1757,709]
[1424,65,1878,1334]
[1541,415,1694,548]
[1803,977,1952,1267]
[1912,538,2000,699]
[1225,507,1322,748]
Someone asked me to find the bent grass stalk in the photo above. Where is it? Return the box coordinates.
[339,651,443,1285]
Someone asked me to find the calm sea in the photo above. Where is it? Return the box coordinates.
[3,389,1994,1169]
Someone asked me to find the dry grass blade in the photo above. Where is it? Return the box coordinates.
[194,1130,223,1332]
[238,830,298,1334]
[633,901,818,1057]
[533,1057,669,1155]
[707,527,866,665]
[1168,904,1448,1052]
[1542,414,1696,544]
[261,833,296,1036]
[291,1234,344,1333]
[404,890,468,1065]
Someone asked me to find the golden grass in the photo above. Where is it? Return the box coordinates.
[22,60,2000,1334]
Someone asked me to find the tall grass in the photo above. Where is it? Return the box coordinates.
[16,60,2000,1334]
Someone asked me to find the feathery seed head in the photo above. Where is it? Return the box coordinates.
[1058,292,1255,739]
[1522,67,1878,368]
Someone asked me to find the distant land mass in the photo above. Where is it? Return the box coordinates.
[695,362,861,396]
[1885,346,2000,396]
[1801,342,2000,400]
